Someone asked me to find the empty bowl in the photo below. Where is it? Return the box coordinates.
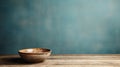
[18,48,51,63]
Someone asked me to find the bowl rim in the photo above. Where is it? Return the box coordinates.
[18,48,51,55]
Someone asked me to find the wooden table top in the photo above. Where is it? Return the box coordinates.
[0,54,120,67]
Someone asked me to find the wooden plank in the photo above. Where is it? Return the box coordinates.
[0,65,120,67]
[50,55,120,60]
[1,54,120,60]
[53,54,120,56]
[0,54,120,67]
[43,60,120,65]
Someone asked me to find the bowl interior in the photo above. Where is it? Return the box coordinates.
[19,48,51,54]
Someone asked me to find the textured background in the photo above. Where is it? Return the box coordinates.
[0,0,120,54]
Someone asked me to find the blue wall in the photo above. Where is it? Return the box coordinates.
[0,0,120,54]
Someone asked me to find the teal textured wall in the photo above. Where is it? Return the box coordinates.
[0,0,120,54]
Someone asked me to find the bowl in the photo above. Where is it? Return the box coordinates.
[18,48,51,63]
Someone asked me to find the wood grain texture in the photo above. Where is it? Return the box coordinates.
[0,54,120,67]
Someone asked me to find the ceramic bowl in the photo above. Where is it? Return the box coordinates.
[18,48,51,63]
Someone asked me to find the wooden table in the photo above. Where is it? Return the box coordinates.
[0,54,120,67]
